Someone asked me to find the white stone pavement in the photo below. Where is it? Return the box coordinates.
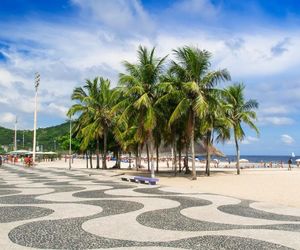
[0,164,299,249]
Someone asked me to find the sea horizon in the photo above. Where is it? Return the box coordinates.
[198,155,299,163]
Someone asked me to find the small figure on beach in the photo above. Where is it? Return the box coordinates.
[288,158,292,171]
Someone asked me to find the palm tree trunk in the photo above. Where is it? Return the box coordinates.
[235,133,240,175]
[102,130,107,169]
[129,151,132,168]
[171,146,174,169]
[149,134,155,178]
[116,149,121,168]
[191,113,197,180]
[174,140,177,176]
[136,144,142,169]
[89,151,93,168]
[156,144,159,173]
[135,147,139,170]
[179,146,182,173]
[146,144,150,171]
[205,131,211,176]
[86,151,88,168]
[96,139,100,169]
[185,143,190,174]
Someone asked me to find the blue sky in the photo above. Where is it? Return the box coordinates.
[0,0,299,155]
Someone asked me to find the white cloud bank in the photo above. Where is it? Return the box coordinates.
[0,0,300,131]
[227,136,259,145]
[172,0,220,18]
[281,134,294,145]
[259,116,294,126]
[71,0,154,34]
[0,112,16,124]
[242,136,259,145]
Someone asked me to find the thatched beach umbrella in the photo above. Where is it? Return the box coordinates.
[195,141,225,157]
[157,141,225,157]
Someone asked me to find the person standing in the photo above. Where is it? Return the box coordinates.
[0,155,2,167]
[288,158,292,171]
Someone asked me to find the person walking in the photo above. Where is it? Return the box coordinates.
[288,158,292,171]
[0,155,2,167]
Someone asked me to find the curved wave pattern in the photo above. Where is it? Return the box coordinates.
[0,164,299,249]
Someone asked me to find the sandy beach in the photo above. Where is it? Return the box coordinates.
[28,158,300,208]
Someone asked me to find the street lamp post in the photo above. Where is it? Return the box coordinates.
[69,117,72,170]
[14,116,17,151]
[32,72,40,164]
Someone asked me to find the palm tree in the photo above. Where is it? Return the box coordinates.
[224,83,259,175]
[113,117,138,169]
[68,78,101,167]
[68,77,117,169]
[118,46,167,178]
[198,87,233,176]
[166,46,230,180]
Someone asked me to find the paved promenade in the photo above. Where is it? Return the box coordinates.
[0,164,300,249]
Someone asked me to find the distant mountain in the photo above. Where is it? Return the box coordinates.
[0,123,69,152]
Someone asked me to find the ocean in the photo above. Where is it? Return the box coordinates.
[197,155,299,163]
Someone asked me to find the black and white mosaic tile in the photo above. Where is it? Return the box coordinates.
[0,164,300,249]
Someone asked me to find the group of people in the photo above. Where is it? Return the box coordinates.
[0,154,33,167]
[0,154,8,166]
[257,158,298,170]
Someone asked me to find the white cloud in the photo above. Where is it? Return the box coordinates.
[218,33,300,77]
[259,116,294,125]
[0,68,16,87]
[0,20,146,128]
[225,37,245,51]
[242,136,259,144]
[281,134,294,145]
[172,0,219,18]
[226,140,234,145]
[241,140,250,145]
[226,136,259,145]
[271,37,290,57]
[247,136,259,142]
[46,103,68,118]
[155,30,300,79]
[0,112,16,124]
[260,106,290,114]
[0,0,300,134]
[71,0,154,34]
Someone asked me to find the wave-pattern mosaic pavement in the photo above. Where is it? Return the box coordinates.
[0,164,300,249]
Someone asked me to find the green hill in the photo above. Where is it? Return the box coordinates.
[0,123,69,152]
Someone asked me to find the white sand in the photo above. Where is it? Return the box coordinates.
[29,158,300,208]
[159,169,300,208]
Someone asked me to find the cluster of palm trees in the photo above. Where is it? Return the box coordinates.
[68,45,259,179]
